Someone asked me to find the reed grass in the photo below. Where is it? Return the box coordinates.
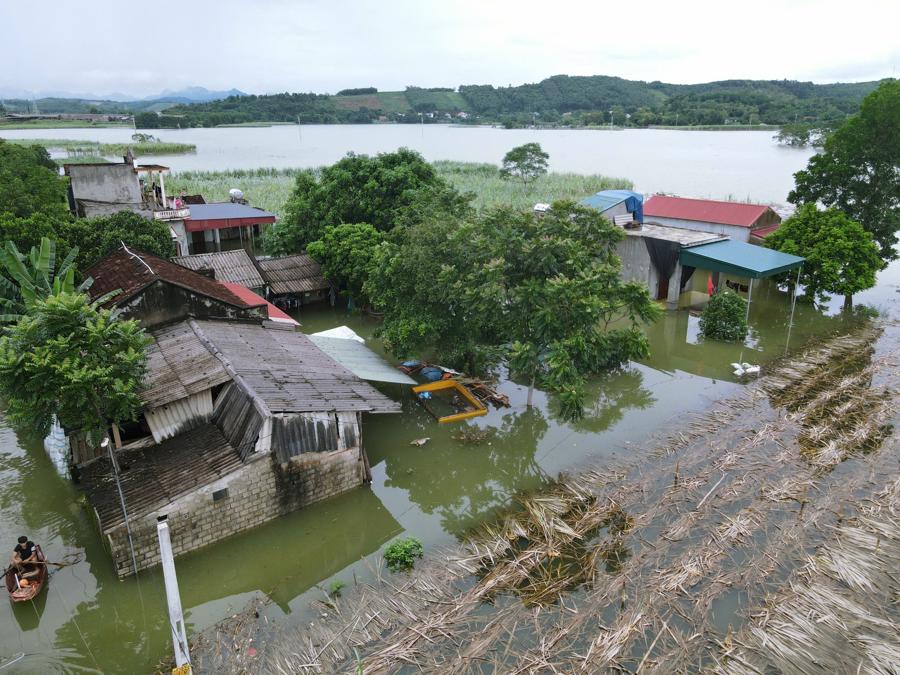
[2,137,196,156]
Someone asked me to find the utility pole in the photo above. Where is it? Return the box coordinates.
[157,516,191,672]
[609,109,614,129]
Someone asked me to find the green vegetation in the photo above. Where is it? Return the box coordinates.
[307,223,385,307]
[766,205,881,308]
[366,201,659,417]
[0,119,131,129]
[328,580,347,597]
[0,291,149,441]
[61,211,175,271]
[3,137,196,156]
[0,140,69,221]
[788,79,899,263]
[699,291,748,342]
[0,238,85,324]
[383,537,424,572]
[167,168,297,216]
[500,142,549,189]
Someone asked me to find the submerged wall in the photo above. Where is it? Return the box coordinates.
[102,446,366,577]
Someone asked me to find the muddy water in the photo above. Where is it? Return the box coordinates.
[0,270,893,672]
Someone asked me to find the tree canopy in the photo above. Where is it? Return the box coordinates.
[789,79,899,263]
[0,238,85,324]
[765,204,881,307]
[500,143,549,189]
[58,211,176,270]
[699,291,748,342]
[0,140,71,222]
[306,223,385,307]
[365,201,659,418]
[0,292,149,440]
[266,148,466,253]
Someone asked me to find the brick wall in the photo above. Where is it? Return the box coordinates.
[104,445,365,577]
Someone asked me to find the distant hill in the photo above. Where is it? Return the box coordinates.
[149,75,885,128]
[0,86,248,115]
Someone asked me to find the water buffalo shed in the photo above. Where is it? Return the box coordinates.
[171,249,267,295]
[643,195,781,243]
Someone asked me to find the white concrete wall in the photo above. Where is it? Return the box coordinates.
[645,217,750,242]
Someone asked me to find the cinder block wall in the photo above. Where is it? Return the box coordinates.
[104,447,365,577]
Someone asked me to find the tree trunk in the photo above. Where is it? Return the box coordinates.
[526,374,535,408]
[843,294,853,310]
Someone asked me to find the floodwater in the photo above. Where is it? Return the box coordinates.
[0,124,813,203]
[2,262,897,673]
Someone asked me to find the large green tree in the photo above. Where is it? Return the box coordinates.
[0,140,68,221]
[765,204,881,308]
[366,201,659,418]
[788,79,899,263]
[0,293,149,440]
[306,223,385,307]
[266,149,464,253]
[58,210,175,270]
[500,143,549,190]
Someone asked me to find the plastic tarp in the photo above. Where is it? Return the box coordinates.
[580,190,644,223]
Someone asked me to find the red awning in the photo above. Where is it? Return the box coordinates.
[185,216,277,233]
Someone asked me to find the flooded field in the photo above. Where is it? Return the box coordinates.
[0,265,896,672]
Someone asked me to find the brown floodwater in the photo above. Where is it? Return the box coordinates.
[0,264,896,672]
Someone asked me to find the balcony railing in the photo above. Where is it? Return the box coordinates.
[153,208,191,221]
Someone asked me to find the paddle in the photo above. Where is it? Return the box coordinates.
[2,559,77,577]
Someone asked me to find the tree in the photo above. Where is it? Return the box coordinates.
[698,291,748,341]
[266,149,465,253]
[0,212,63,254]
[0,238,87,323]
[0,140,71,221]
[306,223,385,307]
[499,143,549,189]
[0,293,149,440]
[366,201,660,418]
[789,79,900,264]
[765,204,881,308]
[58,211,175,270]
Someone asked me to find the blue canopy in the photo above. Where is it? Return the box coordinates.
[679,239,804,279]
[580,189,644,223]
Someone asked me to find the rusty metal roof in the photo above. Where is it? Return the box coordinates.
[84,246,262,309]
[644,195,776,228]
[191,320,400,414]
[142,322,231,409]
[257,254,330,295]
[171,250,266,290]
[79,424,243,532]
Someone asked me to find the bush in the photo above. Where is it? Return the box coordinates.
[699,291,748,341]
[383,537,424,572]
[328,579,346,597]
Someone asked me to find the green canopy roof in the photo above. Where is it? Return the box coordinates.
[679,239,804,279]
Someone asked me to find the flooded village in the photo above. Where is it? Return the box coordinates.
[1,7,899,671]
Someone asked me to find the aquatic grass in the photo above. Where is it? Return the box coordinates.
[3,137,196,156]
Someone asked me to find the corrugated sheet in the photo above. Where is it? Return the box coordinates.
[187,203,276,220]
[211,383,266,461]
[257,254,330,294]
[172,250,266,291]
[644,195,772,228]
[145,389,214,442]
[142,322,231,409]
[308,334,416,384]
[192,320,400,414]
[79,424,243,532]
[271,411,359,463]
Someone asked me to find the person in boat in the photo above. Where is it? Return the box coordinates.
[10,536,38,578]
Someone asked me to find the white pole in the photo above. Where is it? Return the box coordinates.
[745,278,754,322]
[788,266,801,327]
[157,516,191,670]
[159,172,167,209]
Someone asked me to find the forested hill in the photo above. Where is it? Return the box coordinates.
[141,75,885,128]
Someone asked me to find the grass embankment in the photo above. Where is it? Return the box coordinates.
[2,138,196,156]
[0,119,132,129]
[166,162,632,217]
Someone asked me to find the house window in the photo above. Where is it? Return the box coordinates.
[212,488,229,502]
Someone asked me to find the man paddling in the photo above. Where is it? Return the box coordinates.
[10,535,38,578]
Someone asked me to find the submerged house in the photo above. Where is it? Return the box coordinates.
[172,249,267,296]
[78,247,401,577]
[257,253,332,307]
[643,195,781,243]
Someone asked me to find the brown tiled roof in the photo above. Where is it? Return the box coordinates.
[79,424,243,532]
[84,246,264,309]
[257,254,330,295]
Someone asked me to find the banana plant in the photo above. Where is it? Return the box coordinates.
[0,238,96,324]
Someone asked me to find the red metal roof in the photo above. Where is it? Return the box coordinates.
[220,282,299,325]
[84,246,260,309]
[644,195,773,228]
[750,223,782,239]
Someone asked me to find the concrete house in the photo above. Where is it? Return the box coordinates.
[77,248,401,576]
[643,195,781,243]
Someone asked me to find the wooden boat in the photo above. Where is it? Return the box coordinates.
[5,545,47,603]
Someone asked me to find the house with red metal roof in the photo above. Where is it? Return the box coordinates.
[182,202,277,255]
[643,195,781,243]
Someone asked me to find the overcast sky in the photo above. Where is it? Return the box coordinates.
[2,0,898,98]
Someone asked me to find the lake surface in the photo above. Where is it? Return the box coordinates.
[2,124,893,673]
[0,124,814,203]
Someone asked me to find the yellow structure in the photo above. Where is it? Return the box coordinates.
[411,380,487,423]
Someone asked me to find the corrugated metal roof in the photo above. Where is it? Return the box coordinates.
[257,254,330,295]
[142,322,231,409]
[220,282,299,325]
[172,250,266,290]
[80,424,243,532]
[644,195,774,228]
[192,320,400,414]
[580,190,644,221]
[145,390,214,442]
[309,333,416,385]
[679,239,804,279]
[186,203,276,221]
